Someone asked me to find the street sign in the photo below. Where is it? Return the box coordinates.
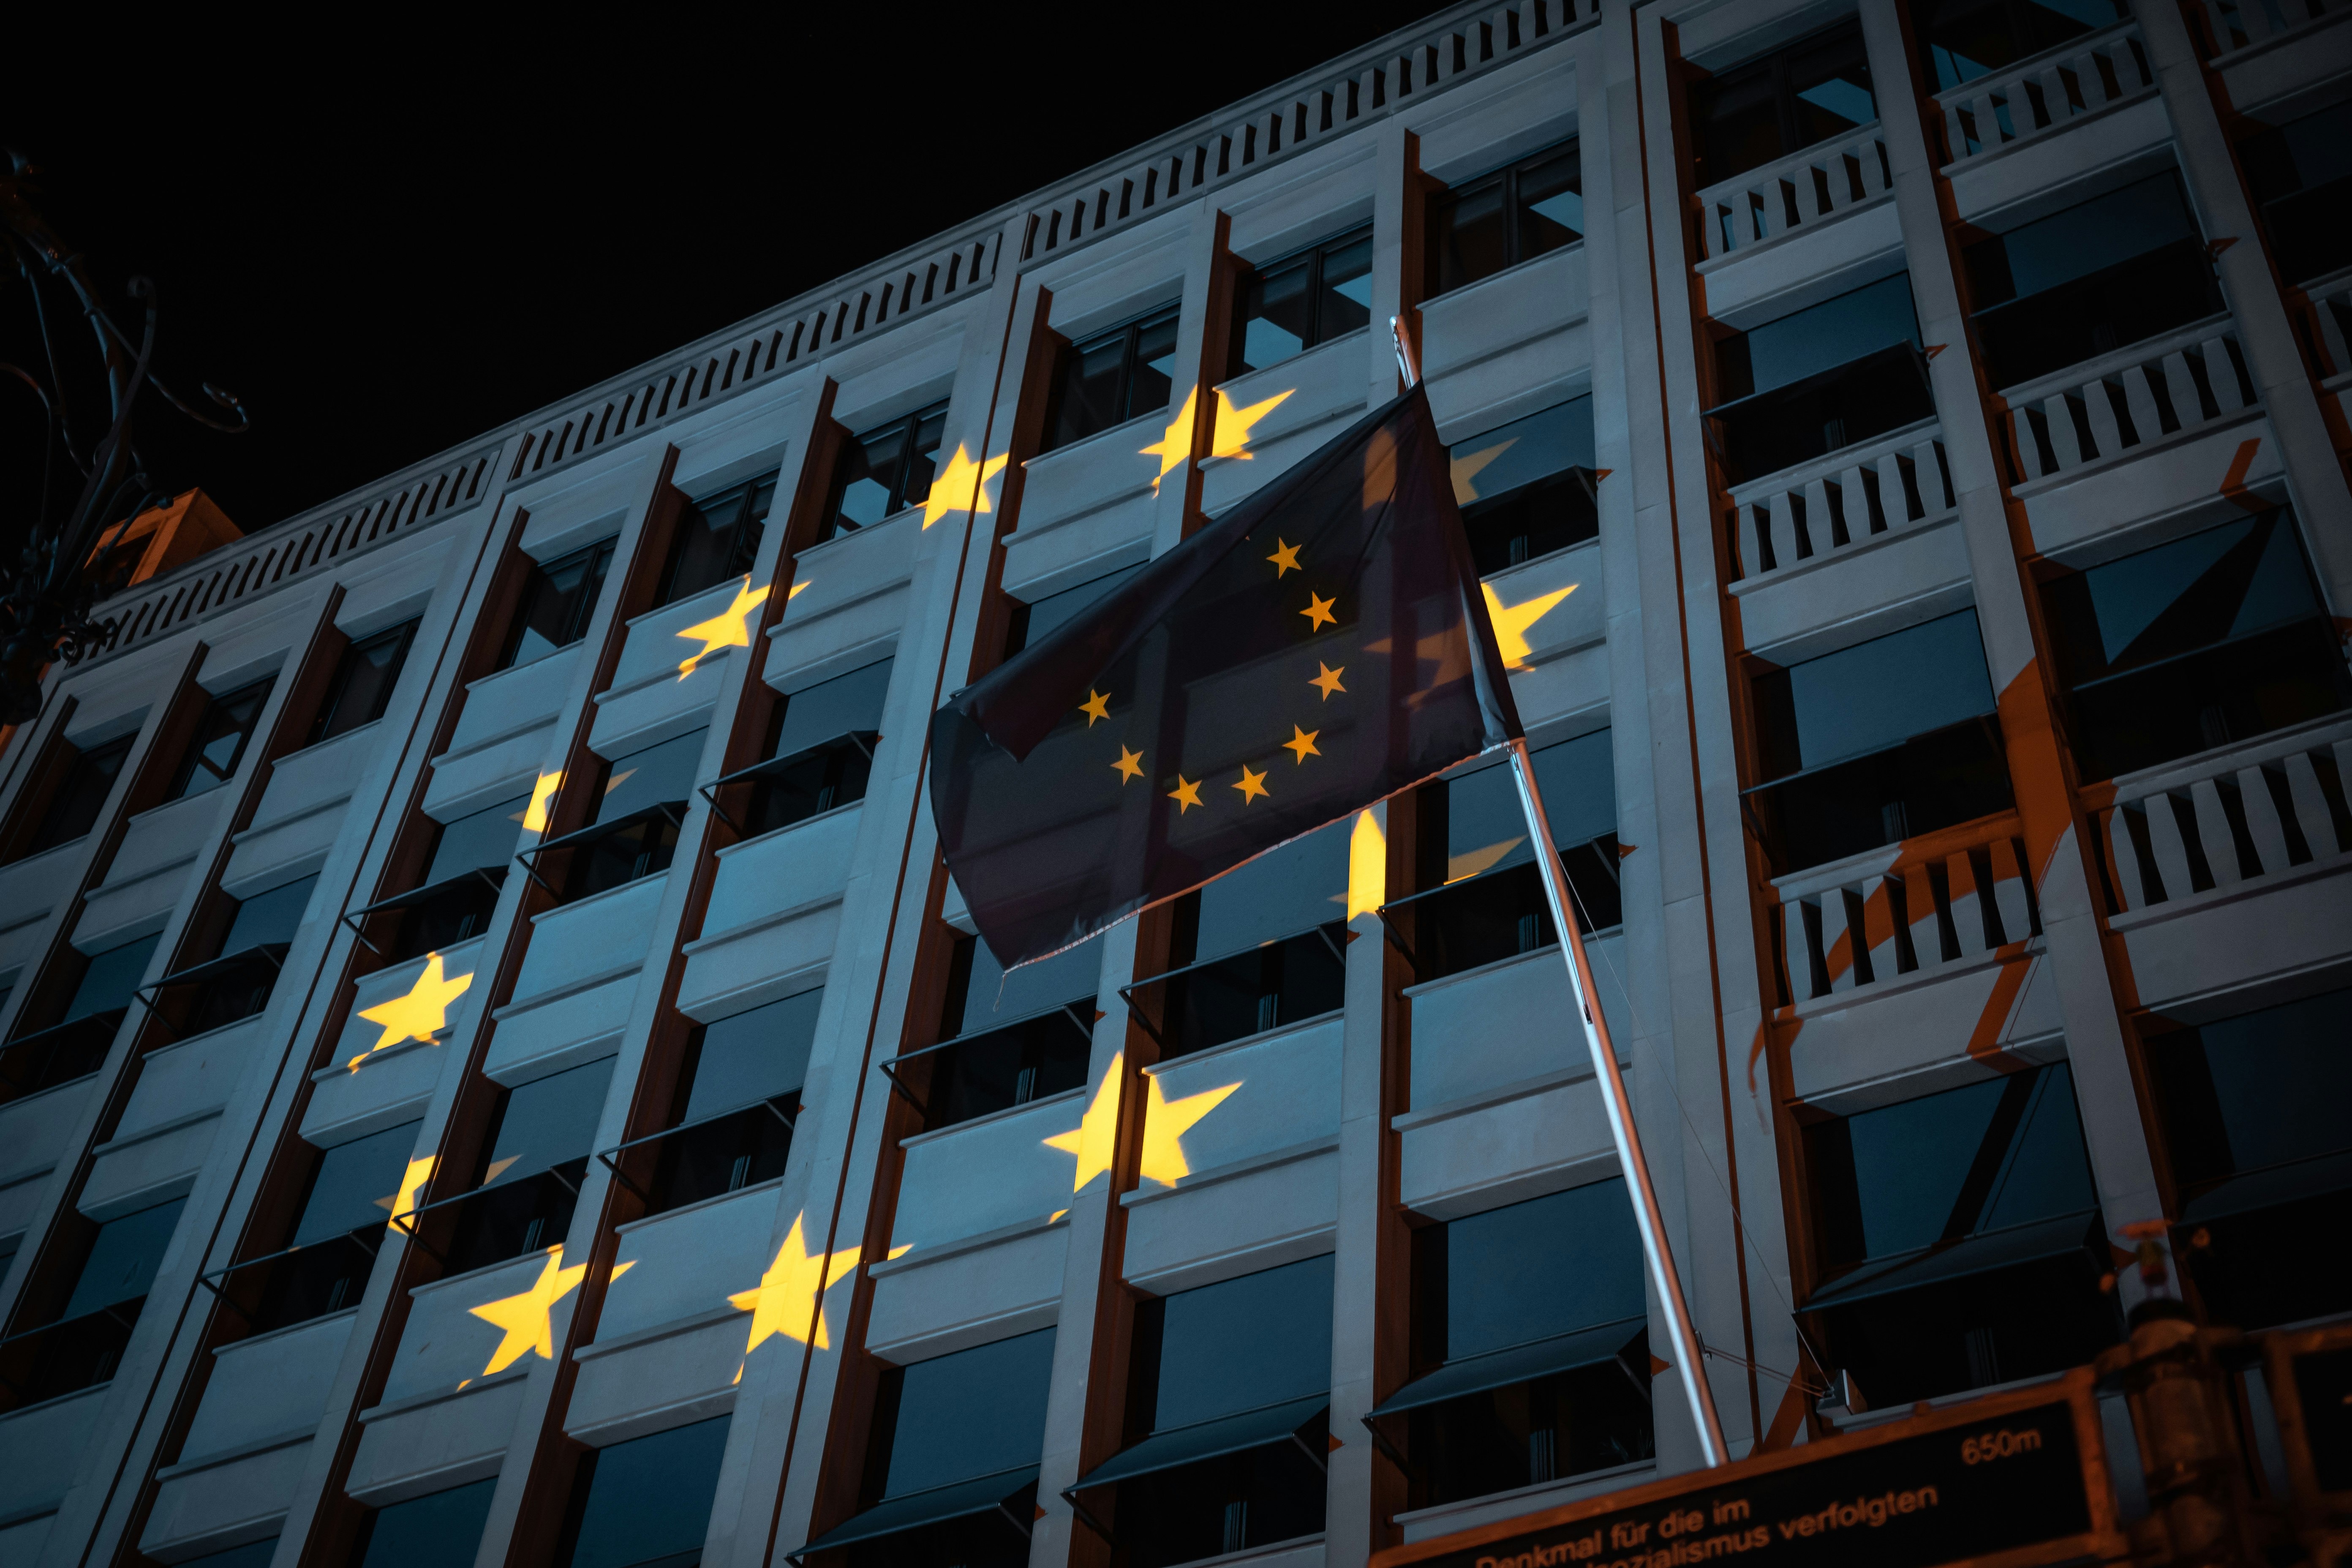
[1372,1370,2124,1568]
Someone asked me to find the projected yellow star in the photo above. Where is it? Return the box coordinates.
[922,446,1010,528]
[1079,689,1111,726]
[1211,387,1293,460]
[1141,388,1198,492]
[728,1214,902,1354]
[521,769,564,833]
[1138,1072,1240,1187]
[1233,765,1268,802]
[376,1155,437,1229]
[1481,581,1577,671]
[349,953,473,1071]
[467,1245,588,1375]
[1346,809,1387,920]
[1448,437,1518,504]
[675,577,768,680]
[1044,1053,1123,1192]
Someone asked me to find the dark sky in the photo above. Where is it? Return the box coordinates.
[3,8,1440,558]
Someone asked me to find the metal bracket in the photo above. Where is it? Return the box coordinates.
[1371,907,1418,970]
[1059,1490,1115,1545]
[874,1056,931,1119]
[694,779,746,836]
[592,1148,656,1206]
[1358,1414,1413,1475]
[1110,983,1171,1052]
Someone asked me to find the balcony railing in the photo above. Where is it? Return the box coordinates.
[2187,0,2349,60]
[2294,265,2352,380]
[2091,714,2352,916]
[1771,814,2039,1005]
[1933,20,2154,168]
[1693,127,1890,263]
[2003,318,2258,485]
[1723,421,1953,584]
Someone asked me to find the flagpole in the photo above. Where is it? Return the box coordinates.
[1505,738,1729,1467]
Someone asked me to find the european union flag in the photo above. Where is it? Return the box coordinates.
[930,385,1521,968]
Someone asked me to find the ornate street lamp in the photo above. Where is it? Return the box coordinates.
[0,149,248,724]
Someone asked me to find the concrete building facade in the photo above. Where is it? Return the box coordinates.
[0,0,2345,1563]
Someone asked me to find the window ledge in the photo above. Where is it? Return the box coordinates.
[1389,1061,1612,1135]
[1820,1366,2070,1435]
[209,1304,361,1359]
[1151,1531,1326,1568]
[1120,1132,1339,1206]
[155,1421,326,1483]
[1422,240,1588,320]
[2105,852,2348,935]
[354,1363,531,1425]
[611,1173,785,1236]
[704,798,865,866]
[1141,1008,1343,1076]
[573,1301,750,1362]
[868,1207,1072,1278]
[897,1083,1088,1151]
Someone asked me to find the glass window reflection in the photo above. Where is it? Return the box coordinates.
[822,401,950,540]
[1043,305,1182,452]
[1428,139,1584,297]
[1228,226,1375,377]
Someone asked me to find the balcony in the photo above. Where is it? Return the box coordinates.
[0,1383,109,1546]
[1198,329,1372,516]
[677,799,861,1021]
[486,872,667,1082]
[589,578,754,758]
[76,789,226,952]
[1005,406,1168,598]
[1933,20,2159,183]
[1121,1014,1342,1291]
[0,1075,97,1234]
[0,840,79,978]
[1691,125,1893,267]
[764,505,916,690]
[221,719,385,898]
[2296,264,2352,421]
[2094,713,2352,1008]
[423,643,583,819]
[81,1012,268,1219]
[2189,0,2352,107]
[1419,243,1589,428]
[301,935,489,1146]
[140,1309,355,1558]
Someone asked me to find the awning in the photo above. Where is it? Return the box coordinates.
[1069,1394,1328,1494]
[1368,1318,1646,1419]
[1803,1210,2102,1312]
[789,1465,1037,1560]
[2180,1149,2352,1226]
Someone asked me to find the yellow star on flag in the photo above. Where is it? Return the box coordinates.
[1481,581,1577,671]
[730,1213,865,1354]
[675,576,768,680]
[1233,765,1268,802]
[467,1246,589,1375]
[922,446,1010,528]
[1300,592,1337,631]
[521,769,564,833]
[1141,388,1199,491]
[1266,539,1302,577]
[351,953,473,1071]
[1043,1054,1124,1192]
[1211,386,1293,459]
[1310,662,1346,700]
[377,1155,437,1229]
[1138,1072,1241,1187]
[1079,689,1111,726]
[1283,725,1320,764]
[1168,776,1203,813]
[1113,746,1145,783]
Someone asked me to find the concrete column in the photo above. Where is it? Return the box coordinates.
[1854,0,2164,1262]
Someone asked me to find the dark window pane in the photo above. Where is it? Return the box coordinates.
[1236,257,1313,374]
[482,1059,615,1187]
[1786,26,1876,145]
[903,404,952,513]
[596,730,706,825]
[773,660,893,759]
[1518,147,1585,258]
[1757,610,1996,778]
[1044,330,1132,451]
[19,735,133,857]
[64,934,162,1025]
[1710,277,1929,482]
[1690,57,1788,187]
[1115,1433,1326,1568]
[1317,234,1376,341]
[292,1122,422,1247]
[2240,100,2352,283]
[1149,1255,1333,1431]
[948,933,1100,1040]
[356,1480,496,1568]
[681,990,822,1122]
[926,935,1097,1129]
[1408,1357,1653,1506]
[1451,397,1599,573]
[223,874,317,955]
[63,1197,187,1320]
[872,1328,1058,1498]
[1443,1180,1644,1359]
[559,1416,732,1568]
[1005,565,1144,656]
[662,472,777,604]
[832,424,913,535]
[1914,0,2119,92]
[424,795,534,886]
[503,542,615,670]
[311,620,417,746]
[747,666,890,838]
[1429,177,1510,294]
[1416,732,1620,977]
[170,679,274,801]
[174,1539,278,1568]
[1126,308,1181,421]
[1722,274,1920,401]
[2040,512,2349,779]
[1688,20,1871,186]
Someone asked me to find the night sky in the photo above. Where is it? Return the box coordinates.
[1,8,1442,564]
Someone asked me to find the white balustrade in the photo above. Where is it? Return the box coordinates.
[1935,21,2154,167]
[2004,318,2258,484]
[1724,422,1953,583]
[1693,128,1891,261]
[1771,816,2037,1004]
[2299,267,2352,380]
[2189,0,2347,58]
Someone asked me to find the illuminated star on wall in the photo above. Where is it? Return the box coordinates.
[1481,581,1577,671]
[1448,437,1519,504]
[675,577,769,680]
[467,1245,588,1375]
[521,770,564,833]
[1138,1071,1240,1187]
[1141,389,1199,492]
[1211,387,1293,460]
[1346,809,1386,921]
[376,1155,437,1230]
[1044,1053,1123,1192]
[729,1214,898,1354]
[922,446,1010,528]
[349,953,473,1071]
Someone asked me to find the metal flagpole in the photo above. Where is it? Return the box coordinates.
[1506,738,1729,1467]
[1389,314,1726,1464]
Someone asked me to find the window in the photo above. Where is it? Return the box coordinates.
[1228,226,1375,376]
[1746,610,2014,874]
[822,402,950,541]
[1802,1063,2115,1405]
[1378,1181,1653,1506]
[662,471,778,604]
[170,1539,277,1568]
[352,1479,497,1568]
[380,792,532,962]
[1963,173,2219,390]
[646,990,820,1214]
[168,679,274,801]
[3,933,160,1100]
[2145,988,2352,1330]
[1427,140,1584,297]
[2240,100,2352,286]
[446,1058,615,1273]
[734,659,893,838]
[1911,0,2126,93]
[1152,820,1350,1058]
[1003,565,1143,659]
[163,874,318,1036]
[1708,274,1930,483]
[1686,19,1876,188]
[1077,1258,1331,1568]
[806,1330,1056,1568]
[501,539,617,670]
[8,733,133,860]
[12,1197,189,1401]
[555,1416,732,1568]
[310,619,417,746]
[1042,305,1181,452]
[909,934,1097,1130]
[552,730,705,902]
[2040,512,2349,781]
[253,1120,420,1330]
[1449,397,1599,574]
[1407,730,1621,983]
